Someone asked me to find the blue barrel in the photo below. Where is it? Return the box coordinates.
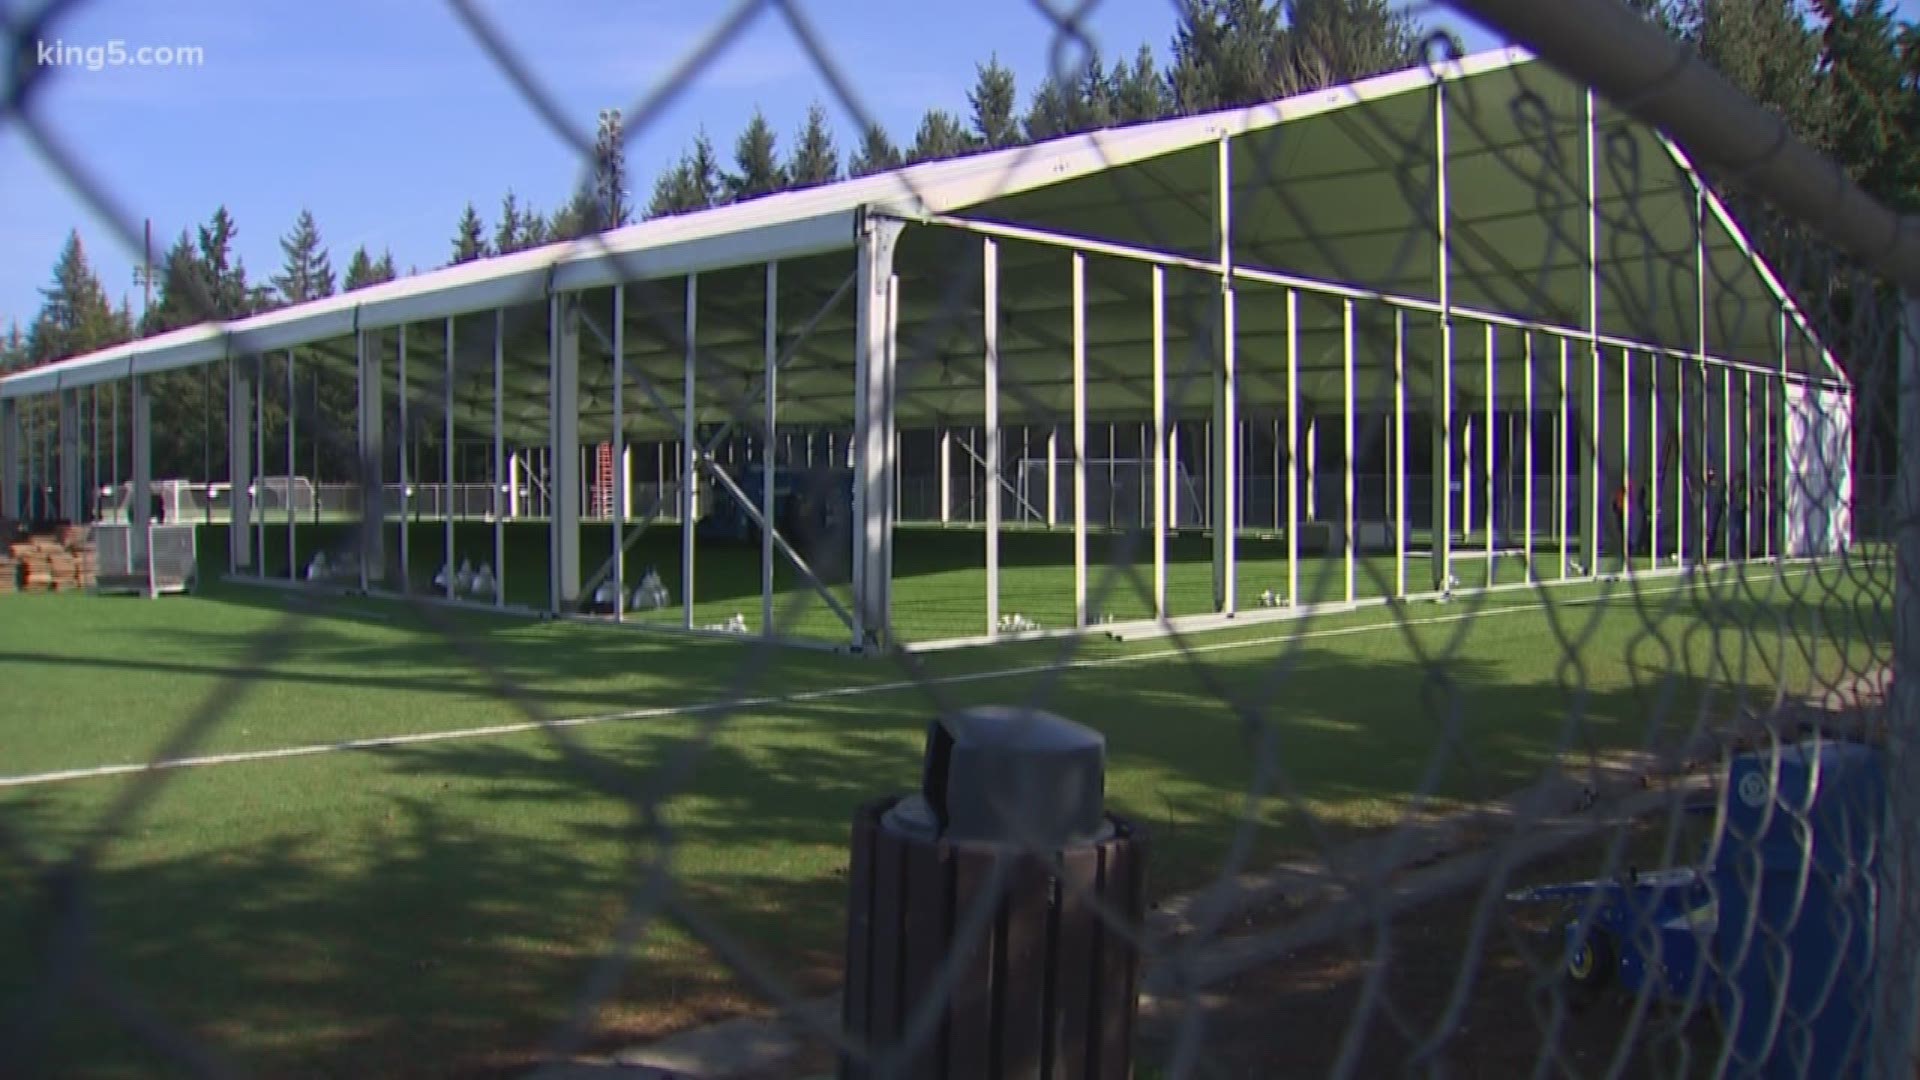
[1709,740,1883,1076]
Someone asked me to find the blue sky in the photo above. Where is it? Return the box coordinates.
[0,0,1894,330]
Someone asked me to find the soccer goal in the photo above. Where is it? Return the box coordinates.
[1014,457,1205,530]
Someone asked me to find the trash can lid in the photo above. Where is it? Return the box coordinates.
[899,706,1108,850]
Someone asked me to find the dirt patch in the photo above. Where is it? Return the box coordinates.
[1136,820,1725,1077]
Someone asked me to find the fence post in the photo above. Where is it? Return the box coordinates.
[1878,293,1920,1078]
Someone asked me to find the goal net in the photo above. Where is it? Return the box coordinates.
[1014,457,1204,530]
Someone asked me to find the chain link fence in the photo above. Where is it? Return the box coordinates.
[1,0,1915,1076]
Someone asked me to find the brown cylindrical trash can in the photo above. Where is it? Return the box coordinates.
[840,795,1147,1079]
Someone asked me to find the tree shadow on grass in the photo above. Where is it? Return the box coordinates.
[0,567,1883,1075]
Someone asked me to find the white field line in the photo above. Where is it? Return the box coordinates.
[0,568,1819,789]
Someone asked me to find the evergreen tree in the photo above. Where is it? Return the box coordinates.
[271,209,336,305]
[728,109,787,200]
[647,131,727,217]
[1680,0,1830,142]
[969,56,1021,149]
[195,206,260,320]
[142,232,207,335]
[495,191,531,254]
[26,231,127,364]
[452,203,490,263]
[0,323,25,372]
[787,103,841,189]
[1112,44,1175,124]
[1280,0,1421,95]
[1167,0,1289,112]
[907,108,972,163]
[1812,0,1920,209]
[344,246,398,291]
[849,122,902,177]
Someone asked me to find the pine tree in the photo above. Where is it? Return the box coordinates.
[271,209,336,305]
[344,246,398,291]
[788,103,841,189]
[1280,0,1421,96]
[196,206,258,320]
[647,131,727,217]
[969,56,1021,149]
[849,122,902,177]
[1111,44,1174,124]
[1024,53,1117,140]
[0,323,25,372]
[907,108,972,163]
[728,109,787,200]
[142,232,207,335]
[1813,0,1920,211]
[1167,0,1290,112]
[495,191,529,254]
[452,203,490,264]
[26,231,126,364]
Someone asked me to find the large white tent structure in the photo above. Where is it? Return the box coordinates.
[0,47,1851,650]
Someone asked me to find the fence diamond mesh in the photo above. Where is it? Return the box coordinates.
[0,0,1915,1077]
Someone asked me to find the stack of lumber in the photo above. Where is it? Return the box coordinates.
[8,527,96,592]
[0,547,15,595]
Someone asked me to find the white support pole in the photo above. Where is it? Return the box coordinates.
[1167,423,1179,530]
[0,398,18,519]
[1721,363,1732,561]
[1072,251,1089,628]
[1558,337,1572,579]
[852,221,901,649]
[57,389,79,522]
[88,386,97,523]
[1342,298,1356,604]
[1433,73,1455,591]
[684,274,699,630]
[1151,265,1168,620]
[1462,415,1476,534]
[1523,332,1535,577]
[357,329,385,591]
[550,294,582,611]
[1742,369,1754,559]
[939,427,951,524]
[492,310,505,607]
[288,350,298,582]
[1047,427,1058,528]
[983,239,1001,633]
[1486,323,1498,575]
[1621,345,1632,574]
[1305,418,1318,523]
[1394,309,1408,597]
[397,327,410,590]
[762,262,778,637]
[1650,348,1661,567]
[130,376,151,565]
[1582,88,1602,579]
[1287,290,1301,606]
[1215,134,1238,615]
[612,286,627,620]
[230,357,254,575]
[441,323,455,600]
[1764,365,1775,560]
[255,354,266,577]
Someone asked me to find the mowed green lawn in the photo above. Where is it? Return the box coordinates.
[0,558,1887,1077]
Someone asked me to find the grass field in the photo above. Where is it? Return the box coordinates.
[219,518,1611,645]
[0,556,1887,1076]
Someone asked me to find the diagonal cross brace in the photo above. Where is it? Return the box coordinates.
[573,270,856,609]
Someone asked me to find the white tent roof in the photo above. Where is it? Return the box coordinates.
[1,46,1839,404]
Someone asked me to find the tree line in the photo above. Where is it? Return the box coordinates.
[0,0,1912,485]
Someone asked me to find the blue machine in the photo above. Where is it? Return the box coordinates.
[1508,740,1884,1076]
[696,464,853,556]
